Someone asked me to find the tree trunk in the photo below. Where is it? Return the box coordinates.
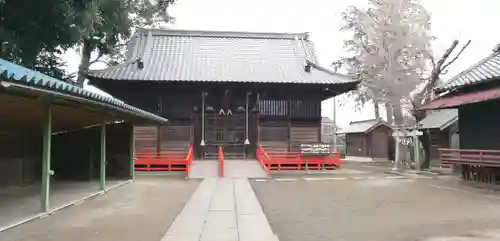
[419,131,431,170]
[385,103,393,125]
[393,105,404,126]
[392,106,408,166]
[76,40,92,88]
[373,101,380,119]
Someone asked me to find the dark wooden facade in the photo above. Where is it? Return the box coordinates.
[427,122,458,167]
[94,81,325,159]
[85,29,359,159]
[345,125,393,160]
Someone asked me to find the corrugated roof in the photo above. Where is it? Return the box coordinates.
[0,58,167,123]
[436,51,500,92]
[86,28,357,86]
[418,109,458,130]
[420,87,500,110]
[337,119,390,134]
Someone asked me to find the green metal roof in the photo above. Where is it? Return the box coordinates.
[0,58,167,123]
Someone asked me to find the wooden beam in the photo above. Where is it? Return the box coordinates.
[40,101,52,213]
[129,124,136,180]
[100,119,106,190]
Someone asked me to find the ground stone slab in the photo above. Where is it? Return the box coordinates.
[161,178,277,241]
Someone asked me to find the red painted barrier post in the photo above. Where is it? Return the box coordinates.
[218,146,224,177]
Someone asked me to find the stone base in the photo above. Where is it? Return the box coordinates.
[345,156,390,163]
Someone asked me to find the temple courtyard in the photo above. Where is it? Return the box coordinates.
[1,163,500,241]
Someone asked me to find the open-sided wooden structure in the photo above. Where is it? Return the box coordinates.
[85,28,358,160]
[0,58,166,218]
[422,47,500,187]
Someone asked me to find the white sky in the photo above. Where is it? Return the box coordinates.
[63,0,500,128]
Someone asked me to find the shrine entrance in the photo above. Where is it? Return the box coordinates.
[204,111,246,159]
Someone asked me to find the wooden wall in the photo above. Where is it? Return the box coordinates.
[0,129,40,187]
[346,126,392,159]
[134,121,193,154]
[368,126,391,159]
[346,133,367,157]
[459,100,500,150]
[258,119,321,153]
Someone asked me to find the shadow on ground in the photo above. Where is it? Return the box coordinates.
[0,176,200,241]
[251,167,500,241]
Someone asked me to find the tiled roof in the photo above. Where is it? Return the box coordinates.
[418,109,458,130]
[0,58,167,123]
[337,118,390,134]
[86,28,357,86]
[420,87,500,110]
[436,51,500,92]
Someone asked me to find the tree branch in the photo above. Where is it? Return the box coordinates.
[440,40,471,72]
[89,59,112,67]
[89,52,105,65]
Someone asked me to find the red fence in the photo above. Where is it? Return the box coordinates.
[439,148,500,186]
[439,148,500,167]
[256,145,342,176]
[134,146,194,177]
[218,146,224,177]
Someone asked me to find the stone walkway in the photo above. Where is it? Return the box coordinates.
[161,178,277,241]
[189,160,269,179]
[164,160,275,241]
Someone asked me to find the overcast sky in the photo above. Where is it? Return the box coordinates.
[63,0,500,128]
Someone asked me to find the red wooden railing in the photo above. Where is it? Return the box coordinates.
[256,145,272,176]
[185,146,194,177]
[134,146,194,177]
[218,146,224,177]
[439,148,500,167]
[256,145,342,175]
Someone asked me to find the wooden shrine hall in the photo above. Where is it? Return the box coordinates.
[85,28,358,160]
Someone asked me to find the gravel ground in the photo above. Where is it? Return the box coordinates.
[252,167,500,241]
[0,176,200,241]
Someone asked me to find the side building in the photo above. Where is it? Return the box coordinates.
[85,28,358,159]
[338,119,393,162]
[417,109,459,168]
[422,46,500,186]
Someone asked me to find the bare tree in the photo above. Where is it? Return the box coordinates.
[411,39,471,168]
[336,0,434,125]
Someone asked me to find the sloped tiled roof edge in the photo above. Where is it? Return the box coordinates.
[306,60,357,82]
[436,51,500,93]
[337,118,391,134]
[134,27,310,39]
[85,28,359,86]
[0,58,167,123]
[418,109,458,130]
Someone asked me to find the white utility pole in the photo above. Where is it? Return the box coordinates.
[332,97,337,152]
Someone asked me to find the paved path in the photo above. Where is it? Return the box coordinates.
[161,178,277,241]
[189,161,219,178]
[225,160,269,178]
[189,160,268,179]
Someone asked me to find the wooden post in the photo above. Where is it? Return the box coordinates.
[130,124,135,180]
[100,119,106,190]
[41,102,52,213]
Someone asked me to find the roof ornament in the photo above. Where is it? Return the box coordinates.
[304,64,311,73]
[136,58,144,70]
[493,43,500,52]
[295,35,311,73]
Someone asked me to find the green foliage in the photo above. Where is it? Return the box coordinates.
[0,0,176,82]
[0,0,76,75]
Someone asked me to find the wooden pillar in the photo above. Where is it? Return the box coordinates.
[41,102,52,212]
[129,124,136,180]
[100,119,106,190]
